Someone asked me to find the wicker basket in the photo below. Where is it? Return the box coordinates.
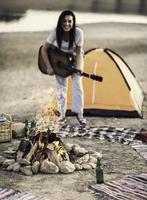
[0,113,12,142]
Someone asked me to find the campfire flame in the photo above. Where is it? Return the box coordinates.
[36,90,60,132]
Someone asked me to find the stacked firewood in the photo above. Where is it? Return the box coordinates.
[15,129,72,174]
[2,128,102,175]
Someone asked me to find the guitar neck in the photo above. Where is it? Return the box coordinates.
[81,71,90,78]
[73,68,103,82]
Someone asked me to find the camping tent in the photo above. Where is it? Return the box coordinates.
[67,48,144,118]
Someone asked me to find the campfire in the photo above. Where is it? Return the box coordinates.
[2,90,102,175]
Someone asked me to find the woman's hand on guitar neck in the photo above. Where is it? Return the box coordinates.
[47,66,54,75]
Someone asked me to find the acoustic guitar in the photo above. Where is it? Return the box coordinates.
[38,45,103,81]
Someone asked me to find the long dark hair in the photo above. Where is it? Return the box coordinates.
[56,10,76,49]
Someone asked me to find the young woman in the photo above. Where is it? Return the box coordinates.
[41,10,86,126]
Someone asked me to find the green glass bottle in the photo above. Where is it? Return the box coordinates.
[96,158,104,184]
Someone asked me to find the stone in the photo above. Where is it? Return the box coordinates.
[20,166,33,176]
[64,143,74,152]
[40,159,59,174]
[3,159,15,167]
[32,161,40,174]
[73,144,81,154]
[3,149,16,154]
[59,161,75,173]
[74,147,88,156]
[92,152,103,159]
[7,164,14,171]
[74,163,83,171]
[88,155,97,164]
[7,162,20,172]
[82,163,92,170]
[13,162,21,172]
[75,154,90,165]
[88,163,96,169]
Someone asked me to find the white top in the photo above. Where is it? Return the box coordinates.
[46,27,84,53]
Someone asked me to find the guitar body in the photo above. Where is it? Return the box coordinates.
[38,45,103,81]
[38,45,75,77]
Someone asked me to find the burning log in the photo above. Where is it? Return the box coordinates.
[15,129,70,171]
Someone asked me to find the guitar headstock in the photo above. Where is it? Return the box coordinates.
[90,74,103,82]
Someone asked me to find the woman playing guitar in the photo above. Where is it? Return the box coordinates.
[41,10,87,126]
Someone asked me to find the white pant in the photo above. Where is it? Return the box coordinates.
[55,73,84,117]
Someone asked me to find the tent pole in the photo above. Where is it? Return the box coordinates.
[92,62,98,104]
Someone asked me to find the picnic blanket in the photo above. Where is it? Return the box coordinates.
[58,126,145,143]
[0,188,47,200]
[57,125,147,161]
[90,173,147,200]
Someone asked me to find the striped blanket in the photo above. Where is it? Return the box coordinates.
[0,188,46,200]
[90,173,147,200]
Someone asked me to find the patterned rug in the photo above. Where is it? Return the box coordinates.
[0,188,47,200]
[90,173,147,200]
[58,126,143,142]
[57,125,147,161]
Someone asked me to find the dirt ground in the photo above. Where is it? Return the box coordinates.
[0,22,147,200]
